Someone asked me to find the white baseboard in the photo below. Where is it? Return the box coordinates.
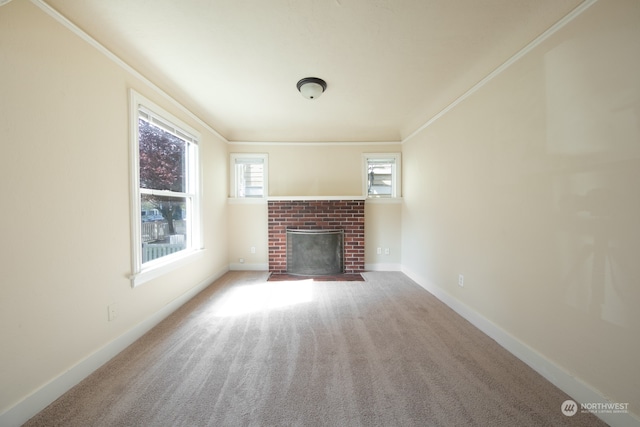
[365,263,402,271]
[401,267,640,427]
[229,263,269,271]
[0,267,228,427]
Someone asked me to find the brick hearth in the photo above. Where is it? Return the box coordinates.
[268,199,365,274]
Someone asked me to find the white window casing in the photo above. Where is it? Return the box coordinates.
[229,153,268,199]
[363,153,401,199]
[129,90,203,287]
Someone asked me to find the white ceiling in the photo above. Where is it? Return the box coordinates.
[44,0,584,142]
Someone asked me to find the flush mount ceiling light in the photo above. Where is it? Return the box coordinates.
[296,77,327,100]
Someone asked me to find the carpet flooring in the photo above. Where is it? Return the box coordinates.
[25,272,607,426]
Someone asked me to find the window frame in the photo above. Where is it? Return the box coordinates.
[363,153,402,199]
[229,153,269,200]
[129,90,203,287]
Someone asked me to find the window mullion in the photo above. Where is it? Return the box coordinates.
[141,188,191,198]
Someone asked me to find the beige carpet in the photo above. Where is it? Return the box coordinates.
[25,272,606,426]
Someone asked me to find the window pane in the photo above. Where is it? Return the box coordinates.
[139,119,186,192]
[235,161,264,197]
[140,194,187,263]
[367,160,393,196]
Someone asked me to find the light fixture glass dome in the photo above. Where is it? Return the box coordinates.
[297,77,327,100]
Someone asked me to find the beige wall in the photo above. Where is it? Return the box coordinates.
[401,0,639,415]
[228,144,402,270]
[4,0,637,422]
[228,202,269,269]
[229,143,400,197]
[364,201,402,269]
[0,0,229,416]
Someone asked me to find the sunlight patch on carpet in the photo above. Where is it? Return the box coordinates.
[212,280,313,317]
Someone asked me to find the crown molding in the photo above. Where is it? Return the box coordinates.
[30,0,229,144]
[401,0,599,144]
[30,0,598,147]
[228,140,401,146]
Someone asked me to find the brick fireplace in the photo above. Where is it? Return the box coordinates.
[268,198,365,274]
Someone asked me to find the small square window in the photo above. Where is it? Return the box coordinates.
[364,153,401,198]
[230,154,268,198]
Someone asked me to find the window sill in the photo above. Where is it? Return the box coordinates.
[130,248,205,288]
[227,197,268,205]
[365,197,403,204]
[267,196,367,201]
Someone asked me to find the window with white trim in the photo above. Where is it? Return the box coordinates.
[230,154,268,198]
[130,91,201,285]
[363,153,401,198]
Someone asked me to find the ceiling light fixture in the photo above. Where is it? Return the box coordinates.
[296,77,327,100]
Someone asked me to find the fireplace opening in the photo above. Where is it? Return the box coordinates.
[286,229,344,275]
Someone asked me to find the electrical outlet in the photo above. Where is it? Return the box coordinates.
[239,258,245,264]
[377,247,382,255]
[384,248,390,255]
[250,246,256,254]
[458,274,464,287]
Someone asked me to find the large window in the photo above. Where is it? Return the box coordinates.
[130,91,201,286]
[363,153,401,198]
[230,154,268,198]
